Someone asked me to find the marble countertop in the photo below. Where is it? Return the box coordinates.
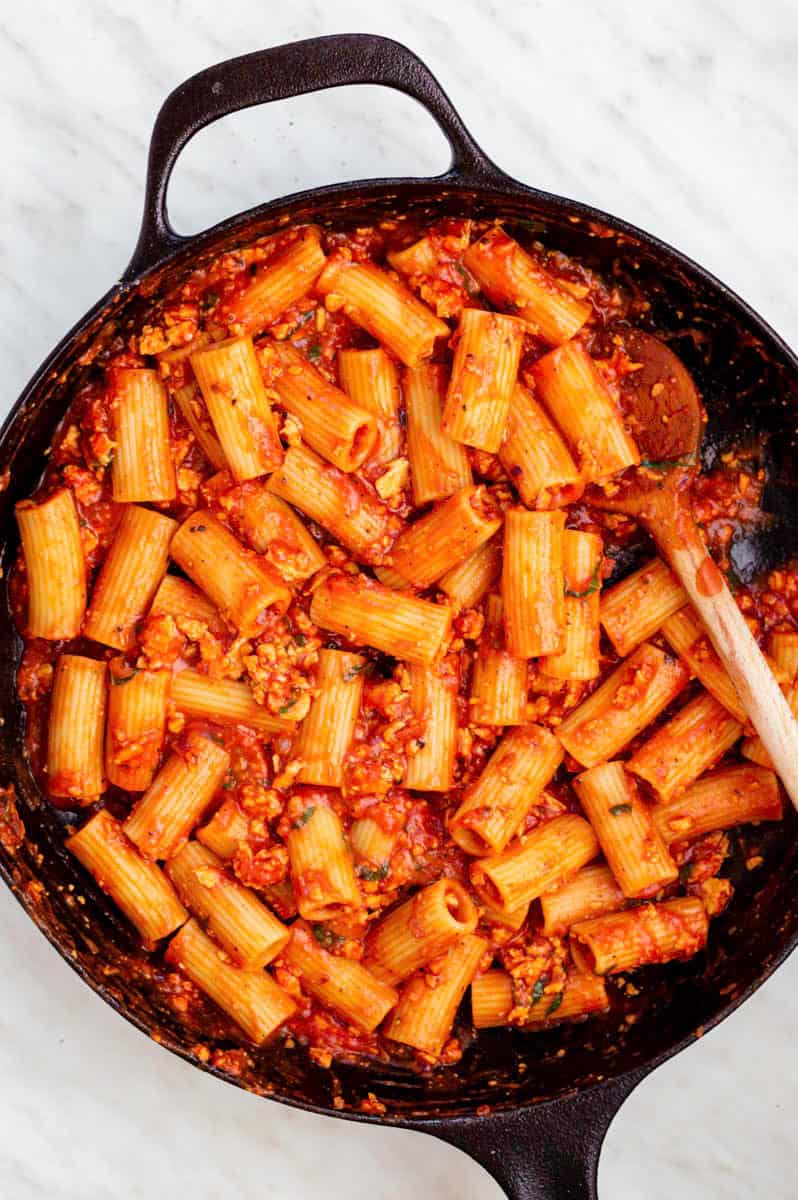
[2,2,797,1196]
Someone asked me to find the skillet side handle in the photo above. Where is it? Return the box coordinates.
[422,1070,647,1200]
[123,33,516,281]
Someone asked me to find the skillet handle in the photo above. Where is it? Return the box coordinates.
[123,33,515,281]
[421,1069,647,1200]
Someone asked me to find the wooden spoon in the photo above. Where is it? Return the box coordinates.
[590,328,798,809]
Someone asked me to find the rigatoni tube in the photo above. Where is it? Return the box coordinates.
[338,347,403,464]
[404,660,459,792]
[109,367,177,502]
[540,864,626,937]
[310,573,451,666]
[16,488,87,639]
[627,691,743,802]
[267,443,400,565]
[84,506,177,650]
[171,669,298,735]
[502,508,565,658]
[190,335,283,480]
[165,840,289,969]
[105,661,170,791]
[532,340,639,482]
[469,594,528,726]
[263,340,377,472]
[471,968,609,1029]
[384,934,487,1056]
[600,557,687,658]
[170,510,290,636]
[570,897,708,976]
[316,256,449,368]
[282,922,398,1033]
[123,729,230,861]
[286,801,361,921]
[450,724,563,855]
[165,919,296,1045]
[652,764,782,845]
[225,226,326,335]
[469,814,599,914]
[498,383,582,508]
[556,643,689,768]
[463,227,591,345]
[364,878,478,985]
[48,655,107,803]
[404,363,472,505]
[573,762,677,898]
[541,529,603,681]
[293,650,366,787]
[390,485,502,588]
[66,809,187,944]
[442,309,525,452]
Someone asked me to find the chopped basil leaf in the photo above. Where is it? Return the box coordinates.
[546,991,564,1017]
[292,805,316,829]
[222,770,237,791]
[279,693,301,715]
[343,661,372,683]
[201,289,219,310]
[531,976,546,1006]
[679,861,695,885]
[312,923,344,950]
[609,803,633,816]
[203,730,225,745]
[307,344,322,361]
[639,456,691,471]
[295,632,307,646]
[110,666,140,686]
[357,862,390,882]
[454,262,480,296]
[564,561,602,599]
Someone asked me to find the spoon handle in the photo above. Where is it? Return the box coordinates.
[649,511,798,810]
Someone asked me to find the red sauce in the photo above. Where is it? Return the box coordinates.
[11,214,793,1079]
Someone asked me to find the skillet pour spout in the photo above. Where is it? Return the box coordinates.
[2,33,798,1200]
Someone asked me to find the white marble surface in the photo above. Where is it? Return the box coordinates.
[2,1,798,1196]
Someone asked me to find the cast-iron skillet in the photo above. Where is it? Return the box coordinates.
[2,34,797,1200]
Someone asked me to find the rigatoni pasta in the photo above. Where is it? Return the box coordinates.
[110,368,177,502]
[502,508,565,657]
[84,506,177,650]
[15,209,795,1070]
[442,309,525,452]
[404,363,473,505]
[190,335,283,480]
[48,655,107,803]
[15,488,87,639]
[67,810,187,944]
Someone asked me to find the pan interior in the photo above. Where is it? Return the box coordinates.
[2,183,797,1120]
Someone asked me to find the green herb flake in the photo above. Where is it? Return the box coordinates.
[454,262,480,296]
[203,730,226,746]
[343,661,372,683]
[546,991,565,1018]
[531,976,547,1006]
[201,289,219,311]
[357,861,390,882]
[279,692,301,715]
[679,861,695,885]
[312,923,344,951]
[110,666,140,687]
[609,803,633,816]
[306,344,322,362]
[639,456,691,471]
[292,805,316,830]
[564,561,602,599]
[295,632,307,647]
[222,770,237,791]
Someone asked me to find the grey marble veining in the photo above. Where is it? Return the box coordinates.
[2,1,798,1197]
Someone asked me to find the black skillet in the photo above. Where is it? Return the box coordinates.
[1,34,797,1200]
